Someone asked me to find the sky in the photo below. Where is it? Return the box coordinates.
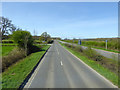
[2,2,118,39]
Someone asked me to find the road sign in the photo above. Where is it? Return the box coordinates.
[105,40,108,49]
[78,40,81,45]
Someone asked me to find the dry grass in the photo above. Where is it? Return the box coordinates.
[2,48,26,72]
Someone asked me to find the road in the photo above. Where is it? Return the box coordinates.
[59,40,118,61]
[24,41,117,88]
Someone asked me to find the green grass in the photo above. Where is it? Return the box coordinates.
[63,40,119,53]
[2,45,50,88]
[2,40,14,43]
[60,43,118,87]
[91,46,120,53]
[80,44,119,53]
[2,46,15,56]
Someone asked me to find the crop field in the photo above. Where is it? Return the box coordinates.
[2,46,15,56]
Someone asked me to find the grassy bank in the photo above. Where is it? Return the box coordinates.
[60,43,118,87]
[2,45,50,88]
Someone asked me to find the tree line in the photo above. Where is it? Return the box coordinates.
[0,16,53,55]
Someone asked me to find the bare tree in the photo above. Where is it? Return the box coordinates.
[0,17,11,36]
[0,17,17,38]
[9,24,16,34]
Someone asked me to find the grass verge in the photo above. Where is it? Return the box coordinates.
[2,46,15,56]
[91,46,120,53]
[60,43,118,87]
[80,44,119,53]
[63,40,119,53]
[2,45,50,88]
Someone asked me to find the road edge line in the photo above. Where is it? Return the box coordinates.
[19,45,52,89]
[60,43,118,88]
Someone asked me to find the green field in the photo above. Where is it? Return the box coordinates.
[63,39,119,53]
[2,40,14,43]
[2,46,15,56]
[2,45,50,88]
[60,43,118,87]
[2,43,17,46]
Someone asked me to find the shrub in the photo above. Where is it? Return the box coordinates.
[12,30,34,55]
[2,45,43,72]
[64,43,72,48]
[75,46,83,52]
[47,40,54,44]
[95,55,103,61]
[84,46,95,58]
[12,30,33,48]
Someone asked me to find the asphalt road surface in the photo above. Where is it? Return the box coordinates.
[24,41,117,88]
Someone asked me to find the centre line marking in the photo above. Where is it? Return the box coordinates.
[60,61,63,66]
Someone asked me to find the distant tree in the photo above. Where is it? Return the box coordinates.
[40,32,51,41]
[64,38,68,40]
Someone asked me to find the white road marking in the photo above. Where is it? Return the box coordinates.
[60,61,63,66]
[56,46,59,55]
[24,44,53,88]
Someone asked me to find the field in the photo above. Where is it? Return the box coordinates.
[2,46,15,56]
[1,40,45,46]
[2,45,50,88]
[63,38,119,53]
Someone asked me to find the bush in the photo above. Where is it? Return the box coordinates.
[12,30,34,55]
[84,47,96,58]
[75,46,83,52]
[47,40,54,44]
[2,45,43,72]
[12,30,33,48]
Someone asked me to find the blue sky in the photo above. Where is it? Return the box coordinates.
[2,2,118,39]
